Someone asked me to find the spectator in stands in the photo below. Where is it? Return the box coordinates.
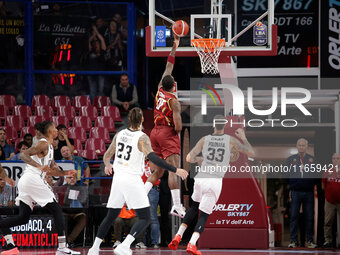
[111,74,138,112]
[53,137,62,160]
[57,124,74,153]
[112,205,146,249]
[105,20,123,70]
[62,174,87,247]
[23,133,33,148]
[0,2,6,17]
[113,13,123,32]
[0,176,13,207]
[95,17,107,38]
[0,128,14,160]
[322,153,340,248]
[287,138,318,248]
[61,146,90,186]
[88,25,107,101]
[10,141,29,161]
[0,146,5,161]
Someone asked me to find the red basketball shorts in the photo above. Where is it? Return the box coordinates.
[150,125,180,159]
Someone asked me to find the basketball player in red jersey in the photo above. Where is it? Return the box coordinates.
[144,36,186,218]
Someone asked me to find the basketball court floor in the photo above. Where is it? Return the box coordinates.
[12,248,340,255]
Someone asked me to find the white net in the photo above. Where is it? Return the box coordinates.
[191,39,225,74]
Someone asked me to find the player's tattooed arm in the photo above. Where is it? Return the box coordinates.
[138,134,153,155]
[230,128,255,158]
[158,37,180,89]
[104,132,118,167]
[170,99,182,133]
[20,141,50,171]
[46,160,77,177]
[186,137,205,164]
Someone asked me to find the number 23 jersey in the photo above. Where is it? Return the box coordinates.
[113,128,145,176]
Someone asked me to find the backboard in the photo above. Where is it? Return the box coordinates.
[146,0,277,58]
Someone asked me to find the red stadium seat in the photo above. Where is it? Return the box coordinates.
[78,150,98,160]
[73,139,84,154]
[68,127,87,143]
[0,105,9,122]
[85,138,106,155]
[102,106,122,122]
[89,127,111,144]
[52,95,71,110]
[1,126,18,143]
[5,116,25,130]
[52,116,69,128]
[0,95,16,110]
[31,95,50,108]
[94,96,111,110]
[28,116,45,127]
[20,126,36,138]
[95,116,116,133]
[35,106,54,120]
[13,105,32,121]
[57,106,76,120]
[80,106,98,121]
[73,116,92,131]
[72,96,91,110]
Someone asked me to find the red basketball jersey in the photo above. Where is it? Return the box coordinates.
[154,87,177,126]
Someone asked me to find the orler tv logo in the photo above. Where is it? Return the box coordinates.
[201,84,312,128]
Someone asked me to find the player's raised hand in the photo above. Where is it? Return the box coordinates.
[175,168,188,180]
[235,128,246,140]
[105,164,114,175]
[174,35,180,48]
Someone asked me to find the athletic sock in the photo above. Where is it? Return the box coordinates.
[176,224,187,237]
[121,234,135,247]
[92,237,103,250]
[4,235,14,246]
[171,189,181,206]
[58,236,67,249]
[144,182,153,194]
[189,232,200,245]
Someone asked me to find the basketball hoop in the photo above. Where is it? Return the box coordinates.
[191,38,225,74]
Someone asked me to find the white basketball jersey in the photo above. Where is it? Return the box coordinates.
[25,138,54,177]
[198,134,231,178]
[113,128,145,176]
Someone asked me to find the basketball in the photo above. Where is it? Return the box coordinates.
[172,20,189,37]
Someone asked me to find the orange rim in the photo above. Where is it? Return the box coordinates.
[191,38,225,53]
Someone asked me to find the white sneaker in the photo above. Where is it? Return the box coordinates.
[135,242,147,249]
[170,204,186,218]
[87,247,100,255]
[113,240,121,248]
[57,247,81,255]
[114,244,132,255]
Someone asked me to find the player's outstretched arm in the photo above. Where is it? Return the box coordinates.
[186,137,205,164]
[169,98,182,133]
[158,36,180,89]
[230,128,255,158]
[138,134,188,180]
[20,141,50,172]
[45,160,77,177]
[103,132,118,175]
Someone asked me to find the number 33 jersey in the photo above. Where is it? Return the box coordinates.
[113,128,145,176]
[200,134,231,178]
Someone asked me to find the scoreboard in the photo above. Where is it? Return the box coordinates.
[236,0,319,68]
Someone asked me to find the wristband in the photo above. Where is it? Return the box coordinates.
[167,55,175,65]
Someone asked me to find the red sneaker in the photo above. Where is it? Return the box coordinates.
[186,243,201,255]
[168,234,181,250]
